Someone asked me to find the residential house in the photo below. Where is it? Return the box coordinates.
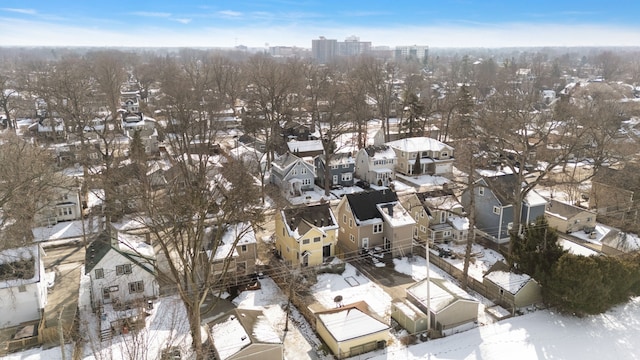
[406,278,479,337]
[461,173,547,244]
[545,198,597,234]
[85,230,159,311]
[385,136,455,177]
[286,139,324,158]
[270,152,316,197]
[483,270,542,313]
[282,121,314,141]
[122,113,159,155]
[53,140,102,168]
[34,180,82,227]
[29,118,66,140]
[335,190,415,258]
[209,308,283,360]
[403,189,468,245]
[315,301,390,359]
[354,145,396,187]
[590,165,640,214]
[0,245,47,329]
[314,153,355,189]
[274,203,338,267]
[206,222,259,286]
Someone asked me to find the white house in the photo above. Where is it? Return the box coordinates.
[85,231,159,311]
[354,145,396,186]
[0,245,47,329]
[385,136,455,176]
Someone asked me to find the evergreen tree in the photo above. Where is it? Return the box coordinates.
[511,216,567,285]
[129,129,146,164]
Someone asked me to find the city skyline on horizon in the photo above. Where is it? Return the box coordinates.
[2,1,640,49]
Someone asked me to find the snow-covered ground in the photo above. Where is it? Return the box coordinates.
[433,243,505,281]
[8,262,640,360]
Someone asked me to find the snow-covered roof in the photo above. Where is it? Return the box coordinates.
[408,278,477,313]
[117,232,156,259]
[0,244,40,289]
[318,307,388,342]
[484,271,534,295]
[210,309,280,359]
[208,223,255,261]
[525,190,547,207]
[386,136,453,153]
[448,216,469,231]
[376,202,415,227]
[287,139,323,153]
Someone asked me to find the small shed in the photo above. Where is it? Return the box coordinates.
[315,301,390,359]
[390,298,429,335]
[483,270,542,312]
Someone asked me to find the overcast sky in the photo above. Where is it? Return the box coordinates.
[1,1,640,48]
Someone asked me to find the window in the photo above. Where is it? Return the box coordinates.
[349,219,353,228]
[479,187,485,196]
[302,178,312,186]
[116,264,132,275]
[443,230,452,237]
[343,215,347,224]
[331,164,339,169]
[302,239,310,245]
[301,167,307,174]
[128,281,144,294]
[240,245,247,252]
[341,172,352,181]
[286,246,290,253]
[420,225,427,233]
[292,168,297,175]
[342,163,349,168]
[492,206,501,215]
[313,237,321,243]
[587,217,592,222]
[349,234,355,243]
[441,152,448,158]
[18,285,27,292]
[95,268,104,279]
[373,223,383,233]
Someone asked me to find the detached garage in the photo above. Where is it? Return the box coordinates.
[406,278,479,337]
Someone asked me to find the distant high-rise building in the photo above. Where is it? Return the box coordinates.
[312,36,338,63]
[338,36,371,57]
[395,45,429,63]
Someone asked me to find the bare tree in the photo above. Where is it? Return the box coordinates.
[243,55,304,166]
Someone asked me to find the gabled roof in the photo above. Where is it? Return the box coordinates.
[210,308,281,360]
[407,277,477,313]
[345,190,399,222]
[282,203,337,237]
[316,152,354,166]
[481,173,519,205]
[85,232,156,275]
[484,271,535,295]
[316,302,389,342]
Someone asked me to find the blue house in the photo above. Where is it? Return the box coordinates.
[270,152,316,197]
[314,153,355,189]
[461,173,547,244]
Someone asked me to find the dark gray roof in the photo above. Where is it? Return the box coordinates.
[482,173,518,205]
[346,189,398,221]
[283,203,335,234]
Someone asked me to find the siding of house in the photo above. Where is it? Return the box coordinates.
[385,223,414,258]
[390,299,429,335]
[275,211,338,267]
[89,252,158,309]
[316,319,389,359]
[229,343,283,360]
[483,278,542,311]
[435,300,479,332]
[0,263,46,328]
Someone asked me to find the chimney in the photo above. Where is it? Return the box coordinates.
[386,204,394,217]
